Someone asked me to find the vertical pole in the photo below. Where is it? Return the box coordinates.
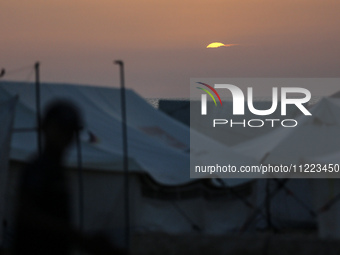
[265,179,273,230]
[114,60,130,252]
[0,68,5,78]
[76,129,84,230]
[34,62,42,156]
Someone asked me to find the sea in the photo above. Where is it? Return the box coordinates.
[146,96,323,109]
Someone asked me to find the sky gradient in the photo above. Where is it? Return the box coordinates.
[1,0,339,97]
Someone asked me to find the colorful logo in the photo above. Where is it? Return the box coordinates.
[196,82,222,107]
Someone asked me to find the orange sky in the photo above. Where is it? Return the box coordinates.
[1,0,339,97]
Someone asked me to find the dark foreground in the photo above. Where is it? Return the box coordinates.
[131,232,340,255]
[2,232,340,255]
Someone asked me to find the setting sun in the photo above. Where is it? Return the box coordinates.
[206,42,238,48]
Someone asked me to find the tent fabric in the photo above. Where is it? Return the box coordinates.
[303,151,340,238]
[0,81,254,187]
[0,96,18,246]
[0,82,258,238]
[231,97,340,229]
[254,179,315,229]
[304,150,340,164]
[3,162,255,238]
[233,97,340,165]
[190,101,302,146]
[331,90,340,98]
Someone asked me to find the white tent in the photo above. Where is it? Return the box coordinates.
[190,100,302,146]
[304,150,340,165]
[0,81,257,241]
[0,81,256,185]
[231,98,340,229]
[234,97,340,167]
[303,152,340,239]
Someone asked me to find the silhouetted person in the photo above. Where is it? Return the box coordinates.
[13,100,124,255]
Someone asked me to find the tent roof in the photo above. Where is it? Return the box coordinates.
[234,97,340,165]
[0,81,253,187]
[330,91,340,98]
[304,150,340,164]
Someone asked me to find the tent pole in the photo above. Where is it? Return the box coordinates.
[114,60,130,251]
[34,62,42,156]
[265,179,273,230]
[76,129,84,230]
[0,68,5,78]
